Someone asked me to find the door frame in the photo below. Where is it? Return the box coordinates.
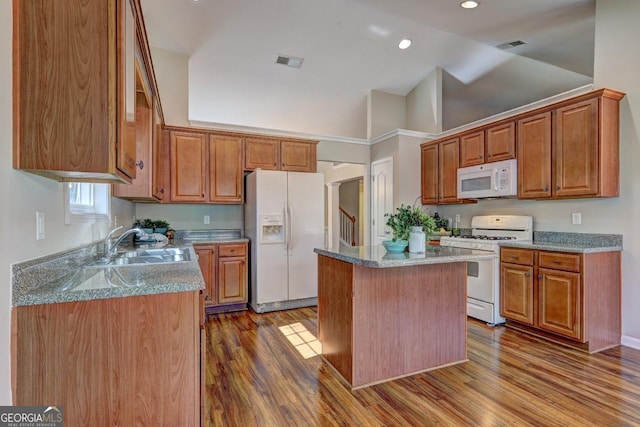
[371,157,393,245]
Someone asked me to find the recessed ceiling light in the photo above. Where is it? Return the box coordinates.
[398,39,412,50]
[460,1,479,9]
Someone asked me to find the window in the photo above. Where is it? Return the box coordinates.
[65,183,111,224]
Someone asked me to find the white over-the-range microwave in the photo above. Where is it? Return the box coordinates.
[457,158,518,199]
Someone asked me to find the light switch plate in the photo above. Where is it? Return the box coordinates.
[36,211,45,240]
[204,215,210,225]
[571,212,582,225]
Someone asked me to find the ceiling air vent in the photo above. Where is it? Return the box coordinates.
[275,55,304,69]
[496,40,527,50]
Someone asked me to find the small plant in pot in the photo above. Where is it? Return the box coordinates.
[384,204,436,252]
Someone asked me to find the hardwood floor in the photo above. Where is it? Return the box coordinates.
[204,307,640,426]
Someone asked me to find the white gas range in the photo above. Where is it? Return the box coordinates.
[440,215,533,326]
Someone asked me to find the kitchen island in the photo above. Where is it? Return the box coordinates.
[314,245,495,388]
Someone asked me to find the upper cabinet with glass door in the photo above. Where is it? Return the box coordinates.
[13,0,148,183]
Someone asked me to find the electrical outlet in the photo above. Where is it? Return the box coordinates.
[571,212,582,225]
[204,215,210,225]
[36,211,45,240]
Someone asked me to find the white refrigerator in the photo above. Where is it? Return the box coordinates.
[245,169,325,313]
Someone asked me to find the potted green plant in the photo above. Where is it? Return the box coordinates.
[152,219,170,235]
[384,204,436,252]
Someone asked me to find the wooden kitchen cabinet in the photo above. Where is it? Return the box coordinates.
[500,261,534,325]
[170,131,208,202]
[245,137,281,170]
[195,245,216,304]
[168,130,244,204]
[459,122,516,168]
[113,62,159,201]
[459,130,485,167]
[421,143,439,204]
[13,291,202,426]
[486,121,516,163]
[518,89,624,200]
[421,138,471,205]
[517,112,553,198]
[195,242,248,312]
[244,137,318,172]
[500,246,621,352]
[13,0,141,183]
[281,140,317,172]
[209,135,244,203]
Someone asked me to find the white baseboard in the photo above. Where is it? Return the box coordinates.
[621,335,640,350]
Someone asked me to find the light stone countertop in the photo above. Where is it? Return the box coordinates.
[12,243,205,307]
[498,240,622,253]
[12,228,252,307]
[499,231,623,253]
[314,245,496,268]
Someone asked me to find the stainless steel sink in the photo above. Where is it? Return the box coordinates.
[87,247,191,267]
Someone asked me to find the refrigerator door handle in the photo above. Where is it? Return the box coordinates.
[283,202,289,254]
[288,202,294,252]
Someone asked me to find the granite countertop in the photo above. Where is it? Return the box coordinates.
[12,228,253,307]
[499,231,623,253]
[314,245,496,268]
[12,242,205,307]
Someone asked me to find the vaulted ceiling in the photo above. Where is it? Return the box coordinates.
[141,0,595,139]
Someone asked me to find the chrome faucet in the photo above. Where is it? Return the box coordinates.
[103,226,144,257]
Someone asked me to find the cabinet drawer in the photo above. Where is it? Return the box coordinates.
[538,251,581,272]
[501,247,534,266]
[218,243,246,257]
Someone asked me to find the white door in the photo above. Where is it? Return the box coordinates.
[287,172,324,300]
[371,158,393,245]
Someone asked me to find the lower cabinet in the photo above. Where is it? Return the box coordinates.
[195,242,248,312]
[500,247,621,353]
[12,291,203,426]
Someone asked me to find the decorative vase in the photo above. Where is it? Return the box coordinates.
[408,226,425,253]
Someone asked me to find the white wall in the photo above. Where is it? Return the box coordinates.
[406,67,443,134]
[135,204,243,231]
[1,2,137,401]
[367,90,406,139]
[433,0,640,346]
[151,47,190,127]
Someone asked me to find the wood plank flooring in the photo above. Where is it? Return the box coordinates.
[204,307,640,426]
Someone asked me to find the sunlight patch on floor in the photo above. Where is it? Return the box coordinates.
[279,322,322,359]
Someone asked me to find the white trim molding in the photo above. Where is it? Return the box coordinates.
[621,335,640,350]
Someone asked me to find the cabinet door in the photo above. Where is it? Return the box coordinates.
[517,112,552,199]
[486,122,516,163]
[152,98,167,201]
[421,144,439,204]
[117,0,138,179]
[538,268,582,340]
[113,84,153,200]
[554,98,599,197]
[195,246,216,305]
[439,138,460,203]
[281,141,317,172]
[245,137,280,170]
[500,262,534,325]
[209,135,243,203]
[170,132,207,202]
[459,131,484,167]
[218,256,247,304]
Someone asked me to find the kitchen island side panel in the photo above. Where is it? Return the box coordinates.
[317,255,354,383]
[351,262,468,387]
